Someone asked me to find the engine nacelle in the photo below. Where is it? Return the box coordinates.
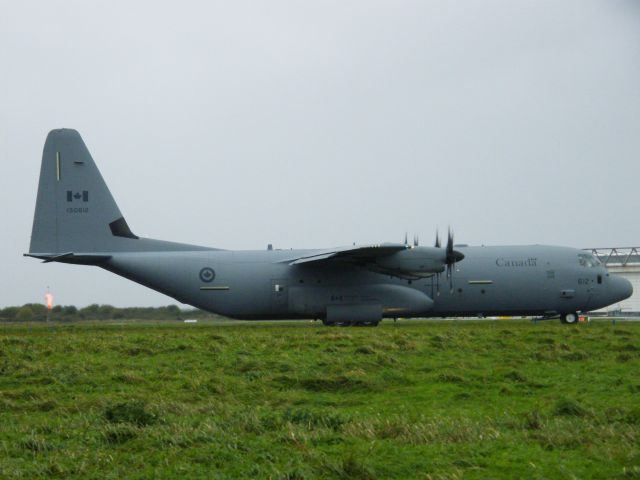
[375,246,446,277]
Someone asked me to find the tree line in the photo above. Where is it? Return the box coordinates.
[0,304,214,322]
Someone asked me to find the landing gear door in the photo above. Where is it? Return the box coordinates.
[271,279,288,312]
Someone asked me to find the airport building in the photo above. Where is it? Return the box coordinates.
[586,247,640,315]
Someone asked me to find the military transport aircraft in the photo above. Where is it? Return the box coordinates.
[26,129,633,325]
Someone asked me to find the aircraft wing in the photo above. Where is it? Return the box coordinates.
[285,243,408,266]
[283,243,456,280]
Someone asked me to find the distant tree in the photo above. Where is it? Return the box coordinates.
[16,306,34,321]
[23,303,47,321]
[25,303,48,316]
[0,303,217,322]
[98,305,115,319]
[81,304,100,318]
[0,306,19,321]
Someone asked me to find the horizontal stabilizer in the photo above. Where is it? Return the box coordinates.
[24,252,112,265]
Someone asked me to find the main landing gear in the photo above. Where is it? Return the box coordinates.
[560,312,579,324]
[321,319,380,327]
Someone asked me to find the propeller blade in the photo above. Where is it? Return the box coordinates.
[433,226,464,295]
[444,228,465,292]
[445,228,465,264]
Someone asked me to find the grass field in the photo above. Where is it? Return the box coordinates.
[1,319,639,479]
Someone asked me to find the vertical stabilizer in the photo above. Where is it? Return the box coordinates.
[29,129,136,254]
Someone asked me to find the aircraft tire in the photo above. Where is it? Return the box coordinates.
[321,320,352,327]
[561,312,578,324]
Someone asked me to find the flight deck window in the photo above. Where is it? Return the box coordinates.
[578,254,599,268]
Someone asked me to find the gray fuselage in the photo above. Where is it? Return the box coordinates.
[102,244,631,320]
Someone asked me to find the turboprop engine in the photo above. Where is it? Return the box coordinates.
[375,246,449,278]
[375,231,465,279]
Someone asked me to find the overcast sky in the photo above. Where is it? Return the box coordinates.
[1,0,639,308]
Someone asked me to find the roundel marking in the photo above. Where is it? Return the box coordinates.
[199,267,215,283]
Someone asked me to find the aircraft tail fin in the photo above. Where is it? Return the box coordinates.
[29,129,139,255]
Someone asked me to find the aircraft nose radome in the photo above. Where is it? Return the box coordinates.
[611,275,633,302]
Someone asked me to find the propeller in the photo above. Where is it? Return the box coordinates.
[445,228,465,292]
[446,229,454,291]
[404,232,420,248]
[433,228,465,294]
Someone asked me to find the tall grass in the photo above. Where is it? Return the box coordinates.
[0,319,638,478]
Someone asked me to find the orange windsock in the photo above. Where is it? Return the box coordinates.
[45,293,53,310]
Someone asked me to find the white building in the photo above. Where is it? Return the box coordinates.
[586,247,640,315]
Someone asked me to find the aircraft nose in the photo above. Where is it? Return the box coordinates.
[610,275,633,303]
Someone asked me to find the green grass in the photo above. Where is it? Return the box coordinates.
[0,319,639,479]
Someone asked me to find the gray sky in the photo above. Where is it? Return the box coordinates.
[1,0,639,308]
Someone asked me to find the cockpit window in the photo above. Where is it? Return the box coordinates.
[578,253,601,268]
